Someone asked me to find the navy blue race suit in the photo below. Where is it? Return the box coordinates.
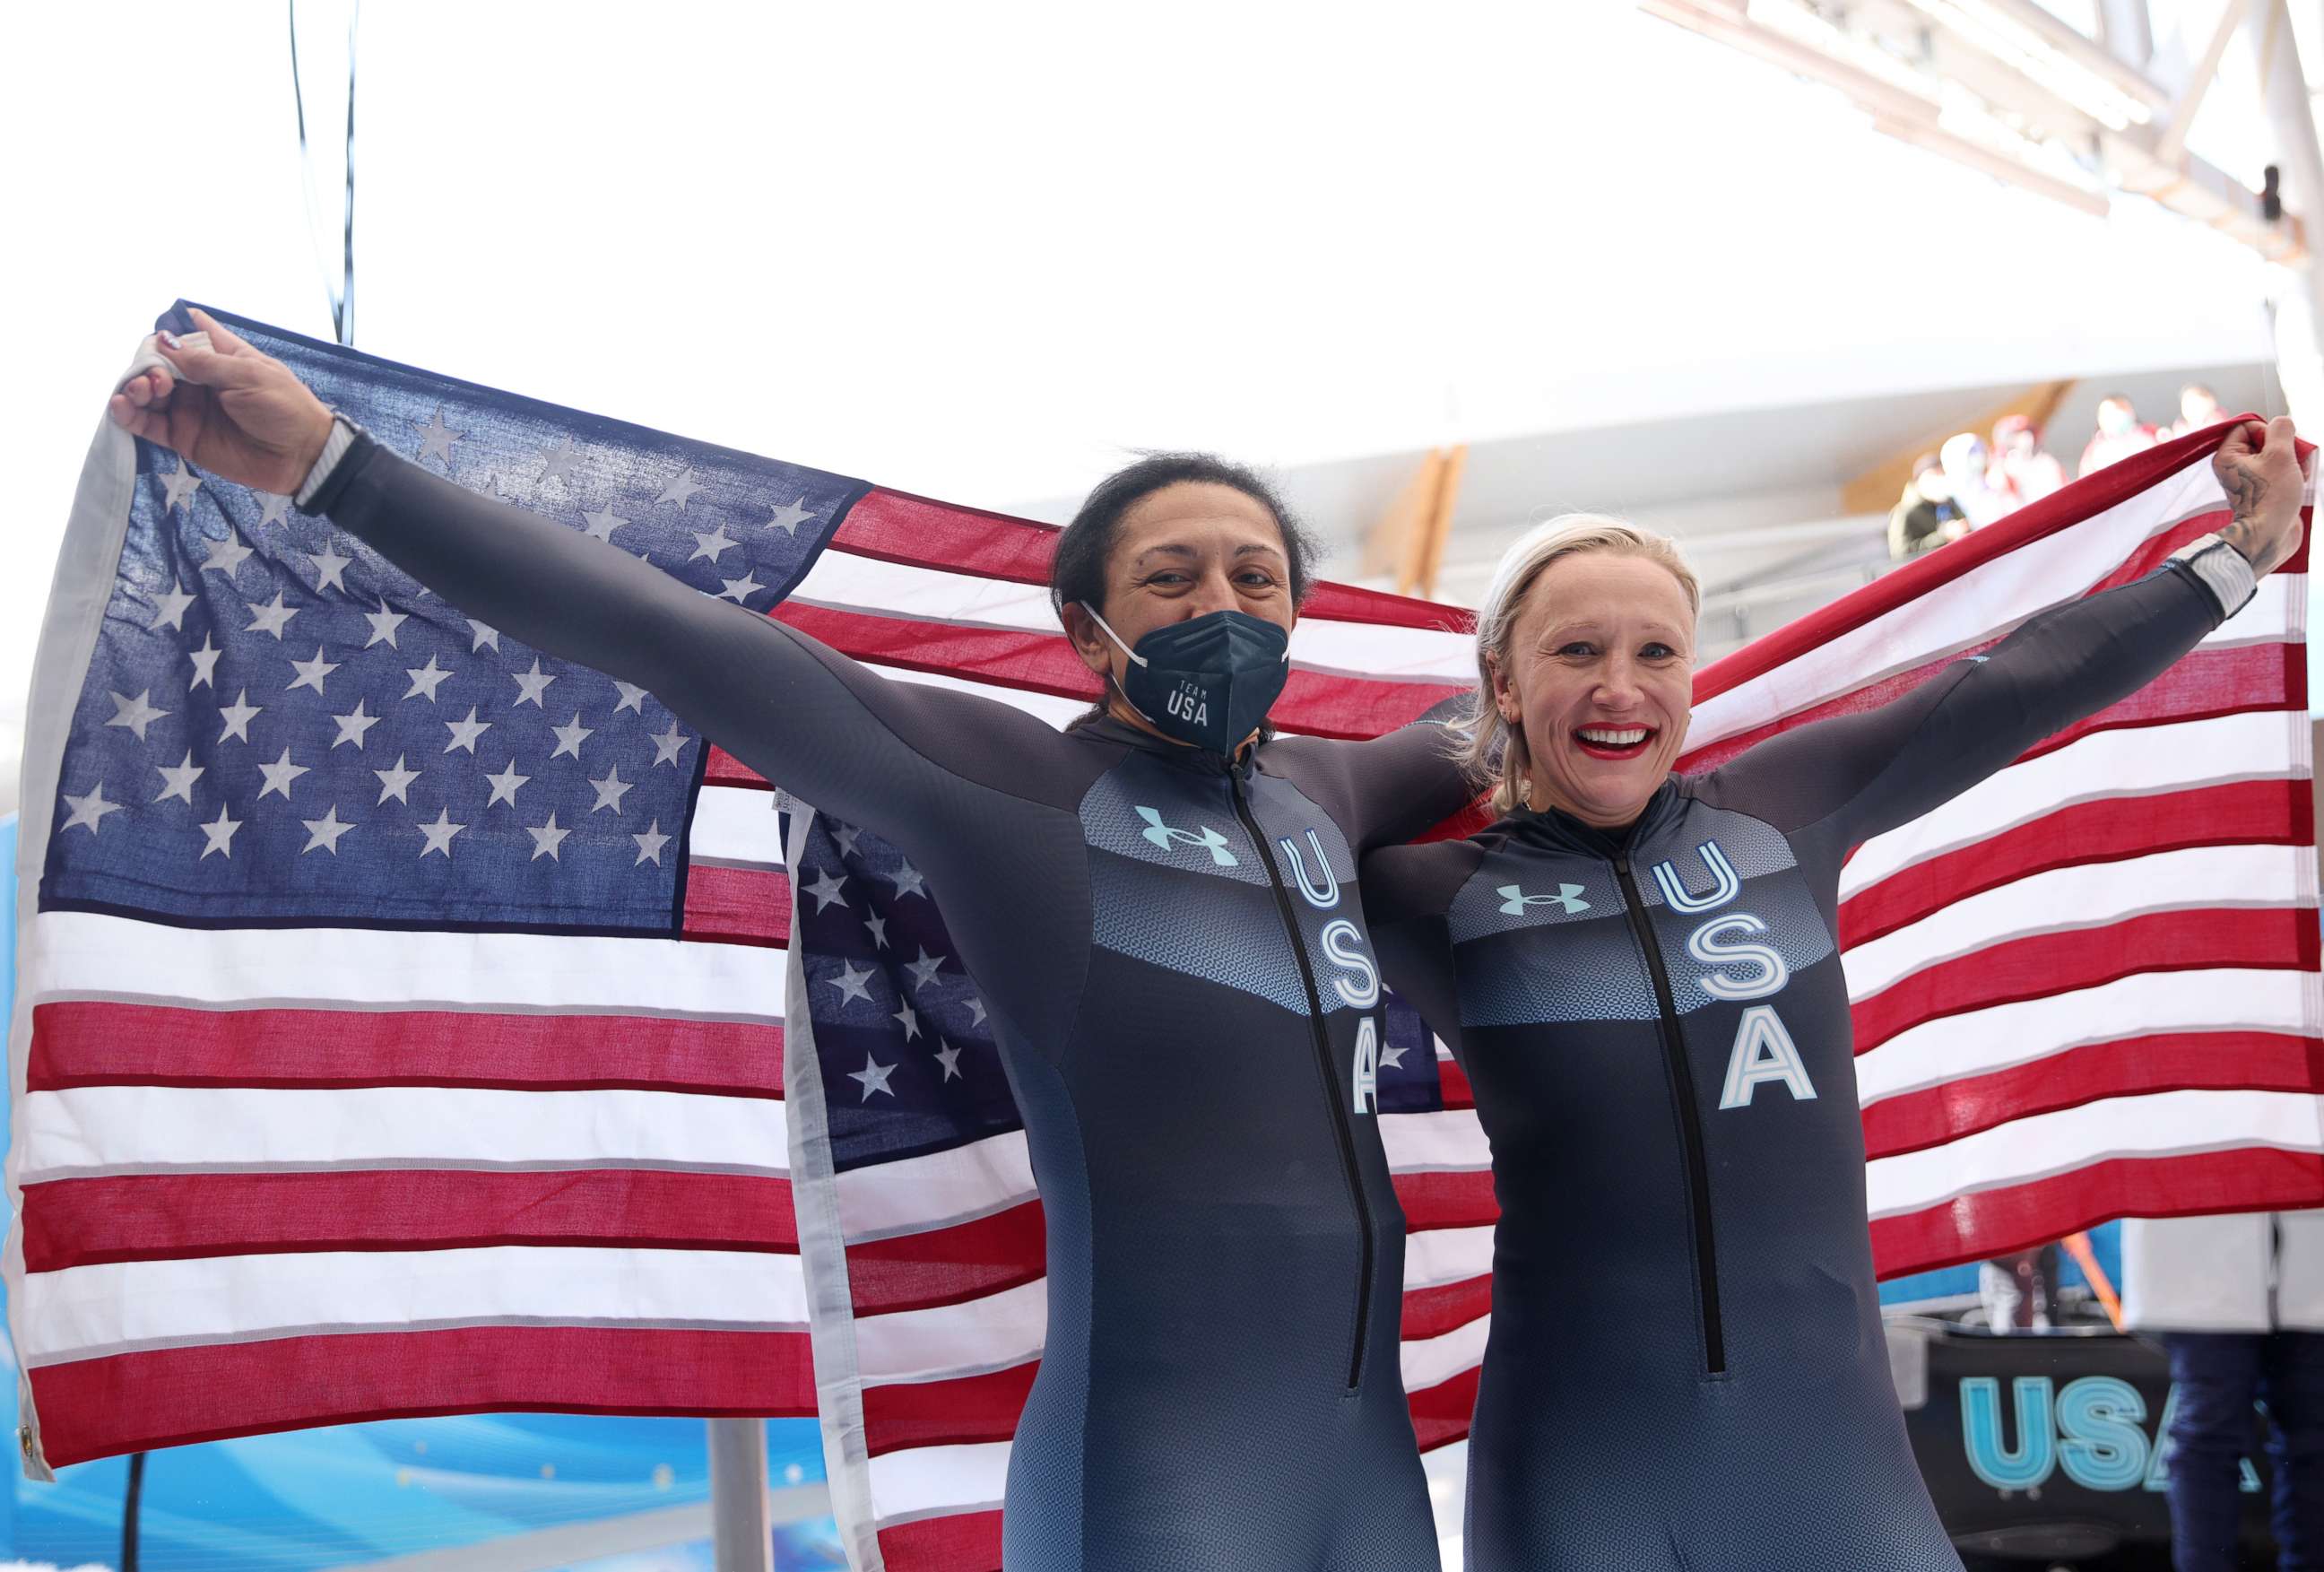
[1361,551,2245,1571]
[306,436,1468,1570]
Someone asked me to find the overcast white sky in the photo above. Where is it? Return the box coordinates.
[4,0,2312,800]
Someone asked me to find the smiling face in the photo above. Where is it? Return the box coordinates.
[1061,481,1297,735]
[1492,552,1696,829]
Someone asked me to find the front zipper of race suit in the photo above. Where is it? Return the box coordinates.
[1613,851,1729,1376]
[1231,769,1375,1391]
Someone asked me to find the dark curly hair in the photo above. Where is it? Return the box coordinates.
[1047,452,1319,621]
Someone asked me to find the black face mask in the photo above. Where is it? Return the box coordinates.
[1082,604,1292,753]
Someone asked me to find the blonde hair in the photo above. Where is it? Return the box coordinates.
[1459,513,1701,814]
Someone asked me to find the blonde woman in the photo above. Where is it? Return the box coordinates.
[1359,419,2306,1569]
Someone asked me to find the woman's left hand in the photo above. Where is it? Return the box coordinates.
[2214,414,2309,578]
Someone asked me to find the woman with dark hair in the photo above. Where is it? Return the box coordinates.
[112,310,1470,1571]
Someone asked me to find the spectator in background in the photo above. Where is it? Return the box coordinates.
[2174,382,2226,439]
[1980,1244,2066,1332]
[1939,431,2008,529]
[1887,454,1972,559]
[1990,413,2067,511]
[2124,1212,2324,1571]
[2081,392,2161,477]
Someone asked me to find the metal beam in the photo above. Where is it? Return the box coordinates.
[335,1486,834,1572]
[1638,0,2303,258]
[2154,0,2250,168]
[1959,0,2174,113]
[708,1417,775,1572]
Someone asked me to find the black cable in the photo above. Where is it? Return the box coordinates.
[288,1,358,347]
[341,3,357,347]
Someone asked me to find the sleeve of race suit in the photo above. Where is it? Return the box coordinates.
[1267,720,1482,853]
[1704,548,2244,856]
[309,436,1080,846]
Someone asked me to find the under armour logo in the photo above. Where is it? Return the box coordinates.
[1137,805,1238,866]
[1499,882,1590,916]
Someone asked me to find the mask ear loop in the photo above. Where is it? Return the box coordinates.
[1080,602,1158,725]
[1080,603,1149,669]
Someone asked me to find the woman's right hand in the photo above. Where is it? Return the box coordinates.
[107,307,338,496]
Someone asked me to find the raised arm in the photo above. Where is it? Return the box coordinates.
[108,310,1064,846]
[1710,419,2305,855]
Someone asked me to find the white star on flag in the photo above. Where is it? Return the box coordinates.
[551,714,595,760]
[152,751,204,806]
[580,506,629,543]
[650,723,689,767]
[589,768,634,814]
[363,603,408,648]
[105,690,169,741]
[827,962,875,1007]
[403,655,454,701]
[186,634,221,690]
[158,458,204,512]
[414,408,463,465]
[511,659,556,708]
[539,436,583,485]
[904,949,947,990]
[632,820,670,865]
[848,1055,897,1101]
[331,699,381,751]
[287,649,340,696]
[217,690,261,743]
[657,468,706,509]
[374,755,421,804]
[197,803,240,859]
[59,784,122,835]
[689,525,740,563]
[483,760,531,807]
[443,708,491,754]
[763,497,815,534]
[303,544,353,595]
[201,531,254,577]
[526,811,572,861]
[300,804,356,855]
[803,869,848,912]
[417,807,466,859]
[245,592,299,639]
[256,747,309,801]
[147,580,195,631]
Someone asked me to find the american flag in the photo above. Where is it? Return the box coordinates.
[9,306,2319,1569]
[3,303,1479,1485]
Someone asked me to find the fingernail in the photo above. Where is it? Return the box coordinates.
[159,330,181,350]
